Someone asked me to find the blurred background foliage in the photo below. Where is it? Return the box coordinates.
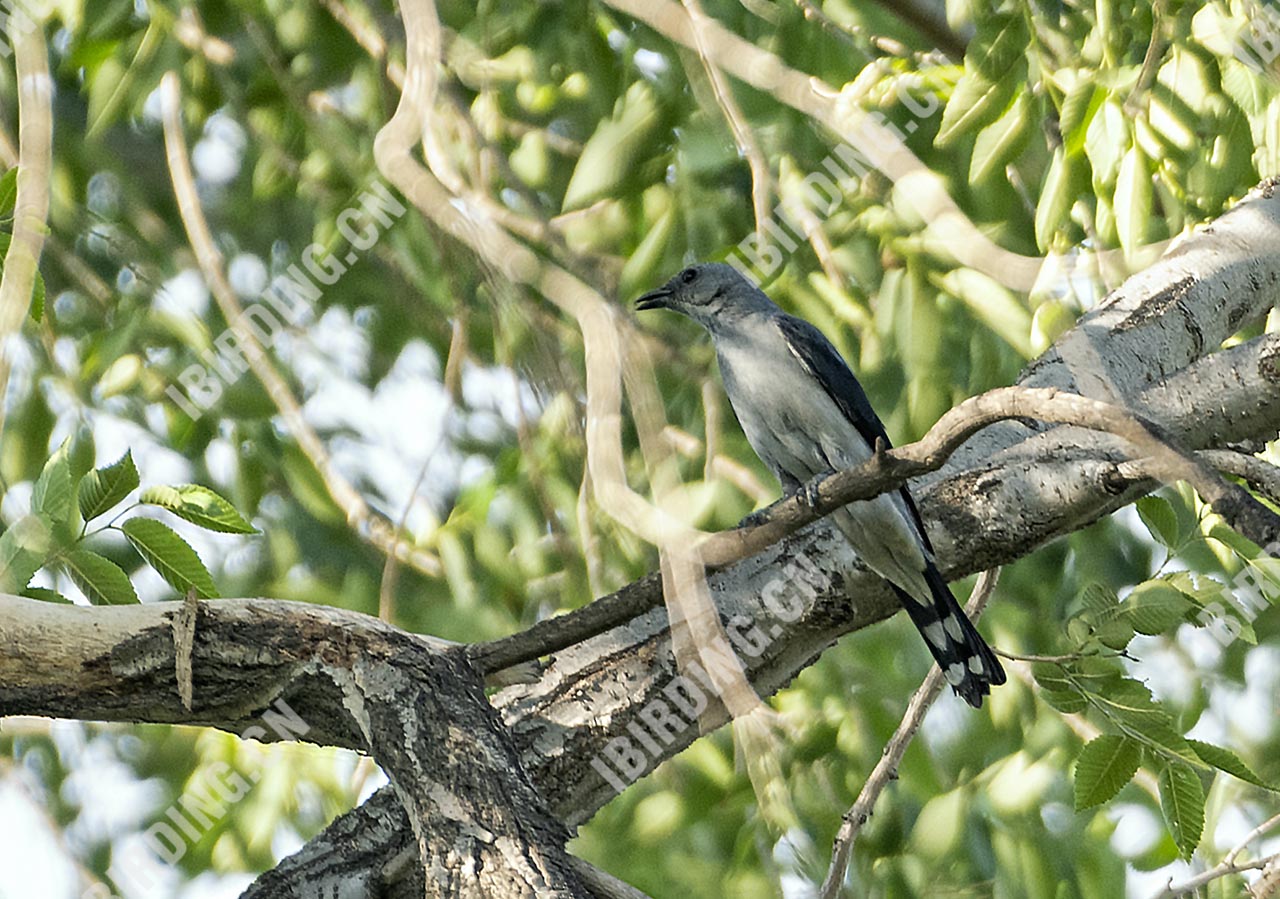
[2,0,1280,896]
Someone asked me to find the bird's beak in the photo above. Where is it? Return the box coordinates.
[634,287,673,311]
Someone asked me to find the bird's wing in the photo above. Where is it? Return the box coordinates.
[772,313,937,554]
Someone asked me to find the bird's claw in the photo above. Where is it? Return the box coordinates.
[800,469,835,511]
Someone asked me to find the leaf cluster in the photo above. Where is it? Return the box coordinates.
[1,434,256,604]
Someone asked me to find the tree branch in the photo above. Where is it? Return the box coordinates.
[867,0,968,59]
[0,19,51,442]
[471,342,1280,677]
[159,72,444,580]
[0,595,592,897]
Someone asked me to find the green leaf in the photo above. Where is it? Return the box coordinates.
[1095,617,1136,651]
[1041,689,1088,714]
[0,167,17,217]
[1084,98,1129,188]
[1074,734,1141,809]
[62,548,139,605]
[1080,582,1121,615]
[1165,570,1226,607]
[562,81,661,211]
[1114,145,1152,260]
[1060,80,1103,157]
[139,484,257,534]
[934,268,1033,357]
[1158,763,1205,858]
[1136,495,1180,548]
[280,443,345,525]
[1206,522,1261,560]
[0,514,54,593]
[618,204,674,300]
[97,354,142,398]
[32,445,75,523]
[21,586,73,604]
[121,517,218,598]
[936,71,1016,147]
[68,427,96,482]
[1220,58,1269,117]
[968,15,1026,81]
[1032,662,1074,693]
[1030,298,1077,355]
[1125,581,1190,636]
[1188,740,1276,790]
[1250,556,1280,588]
[1094,679,1204,767]
[29,269,44,322]
[1035,147,1079,251]
[79,450,140,522]
[961,131,1016,182]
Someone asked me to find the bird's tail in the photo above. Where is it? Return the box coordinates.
[892,564,1005,708]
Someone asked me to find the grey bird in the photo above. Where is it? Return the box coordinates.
[636,262,1005,707]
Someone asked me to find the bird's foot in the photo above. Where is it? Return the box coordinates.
[800,469,836,511]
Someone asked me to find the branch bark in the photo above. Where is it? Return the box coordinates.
[0,596,591,897]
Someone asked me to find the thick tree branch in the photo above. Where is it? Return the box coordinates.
[0,596,591,898]
[472,336,1280,676]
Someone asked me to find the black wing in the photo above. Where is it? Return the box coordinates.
[772,313,937,554]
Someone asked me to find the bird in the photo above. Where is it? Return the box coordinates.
[635,262,1005,707]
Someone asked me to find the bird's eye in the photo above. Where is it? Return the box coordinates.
[680,267,697,284]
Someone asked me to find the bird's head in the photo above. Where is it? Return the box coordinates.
[634,262,773,328]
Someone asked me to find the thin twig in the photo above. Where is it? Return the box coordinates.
[1228,812,1280,868]
[865,0,968,60]
[1198,450,1280,509]
[468,385,1280,674]
[818,569,999,899]
[1124,0,1168,116]
[698,386,1280,568]
[680,0,772,241]
[0,22,51,444]
[1153,851,1280,899]
[994,647,1118,664]
[159,73,443,578]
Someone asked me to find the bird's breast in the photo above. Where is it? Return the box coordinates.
[715,332,868,481]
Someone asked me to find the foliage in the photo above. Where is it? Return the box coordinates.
[2,0,1280,896]
[0,435,254,603]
